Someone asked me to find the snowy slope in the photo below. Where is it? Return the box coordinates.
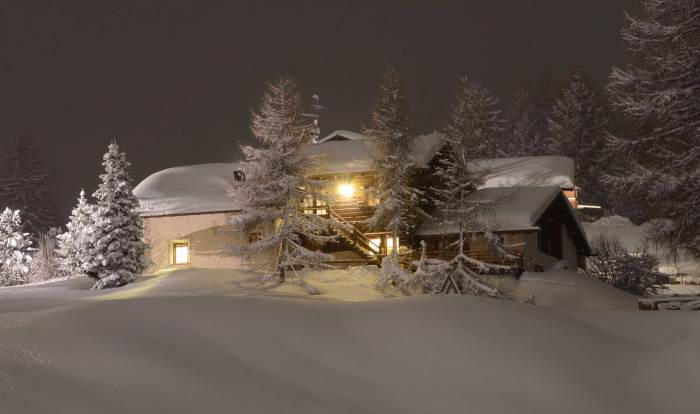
[506,269,638,309]
[1,269,698,414]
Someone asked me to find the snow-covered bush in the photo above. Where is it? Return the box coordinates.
[524,291,537,305]
[56,189,95,278]
[377,255,411,292]
[27,228,63,283]
[401,240,449,294]
[84,143,149,290]
[587,234,662,295]
[0,208,33,286]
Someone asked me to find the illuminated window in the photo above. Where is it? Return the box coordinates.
[386,237,399,254]
[172,241,189,265]
[303,195,327,215]
[369,238,381,252]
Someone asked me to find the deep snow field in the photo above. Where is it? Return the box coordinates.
[1,267,699,414]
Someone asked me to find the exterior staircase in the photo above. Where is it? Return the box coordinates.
[327,207,380,265]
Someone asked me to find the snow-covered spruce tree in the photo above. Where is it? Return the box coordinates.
[84,143,148,290]
[547,69,611,205]
[502,86,551,156]
[56,189,95,278]
[587,233,662,296]
[0,208,33,286]
[431,88,516,296]
[444,76,504,159]
[230,77,336,285]
[27,228,62,283]
[607,0,700,258]
[0,136,56,235]
[362,65,426,288]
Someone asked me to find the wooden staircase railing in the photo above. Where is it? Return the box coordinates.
[327,206,380,259]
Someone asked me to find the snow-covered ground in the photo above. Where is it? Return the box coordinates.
[1,267,698,414]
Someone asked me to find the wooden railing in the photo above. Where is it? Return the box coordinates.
[327,206,379,258]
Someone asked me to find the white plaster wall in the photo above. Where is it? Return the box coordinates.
[143,212,247,272]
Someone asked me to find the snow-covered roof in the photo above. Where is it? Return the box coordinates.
[301,132,447,175]
[316,130,371,144]
[134,163,241,217]
[416,186,563,235]
[307,132,574,188]
[473,156,575,190]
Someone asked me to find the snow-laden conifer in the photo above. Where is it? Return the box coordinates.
[502,87,550,156]
[444,76,503,158]
[56,189,95,278]
[27,228,62,283]
[230,77,336,283]
[607,0,700,258]
[426,76,523,296]
[363,65,426,261]
[0,208,33,286]
[0,136,56,235]
[548,69,610,205]
[85,143,148,289]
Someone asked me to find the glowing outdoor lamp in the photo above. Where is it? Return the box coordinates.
[337,182,355,198]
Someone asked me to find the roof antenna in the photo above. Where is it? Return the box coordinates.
[303,94,325,143]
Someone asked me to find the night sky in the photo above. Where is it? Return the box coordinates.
[1,0,640,223]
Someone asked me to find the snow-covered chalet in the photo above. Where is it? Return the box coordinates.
[134,130,591,274]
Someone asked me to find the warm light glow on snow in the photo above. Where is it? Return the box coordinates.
[337,183,355,198]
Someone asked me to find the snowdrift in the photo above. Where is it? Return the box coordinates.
[1,269,698,414]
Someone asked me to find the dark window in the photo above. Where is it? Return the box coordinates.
[233,170,245,182]
[249,232,262,244]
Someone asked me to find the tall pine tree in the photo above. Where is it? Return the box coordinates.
[56,189,95,277]
[362,65,425,259]
[85,143,148,289]
[548,69,610,205]
[230,77,335,283]
[431,76,520,296]
[502,86,550,156]
[443,76,503,159]
[607,0,700,257]
[0,136,56,235]
[0,208,33,286]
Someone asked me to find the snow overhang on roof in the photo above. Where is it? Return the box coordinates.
[416,186,562,236]
[415,185,591,255]
[472,156,575,190]
[134,163,242,217]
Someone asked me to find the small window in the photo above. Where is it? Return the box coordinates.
[172,241,190,265]
[233,170,245,182]
[249,232,262,244]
